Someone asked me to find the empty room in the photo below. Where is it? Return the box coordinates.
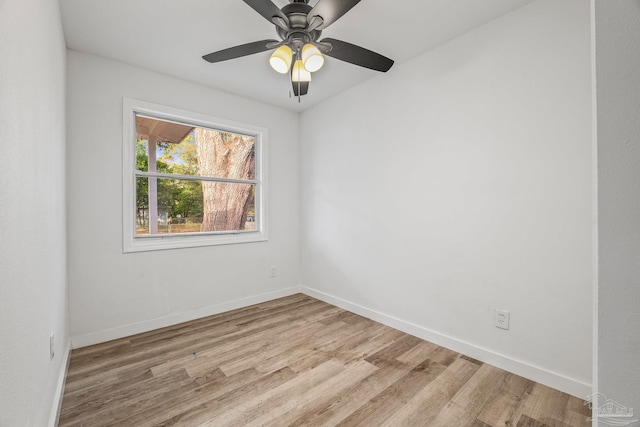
[1,0,638,426]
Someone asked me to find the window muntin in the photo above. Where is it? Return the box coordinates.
[123,99,267,252]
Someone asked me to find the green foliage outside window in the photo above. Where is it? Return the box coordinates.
[136,135,204,228]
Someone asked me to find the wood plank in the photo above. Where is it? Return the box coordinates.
[429,364,511,425]
[219,318,346,376]
[130,367,297,426]
[288,324,405,373]
[154,305,340,378]
[197,359,347,426]
[379,356,482,426]
[67,299,336,386]
[476,369,535,425]
[290,338,442,426]
[516,382,590,427]
[246,360,378,427]
[335,358,449,426]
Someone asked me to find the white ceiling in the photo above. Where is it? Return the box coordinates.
[60,0,534,112]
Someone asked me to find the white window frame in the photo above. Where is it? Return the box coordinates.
[122,98,268,252]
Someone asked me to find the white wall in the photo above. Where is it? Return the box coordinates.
[0,0,68,425]
[66,51,301,345]
[594,0,640,419]
[300,0,592,397]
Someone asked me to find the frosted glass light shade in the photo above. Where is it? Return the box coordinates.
[292,59,312,82]
[302,43,324,72]
[269,45,293,74]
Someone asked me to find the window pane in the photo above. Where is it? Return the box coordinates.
[135,177,255,235]
[136,138,149,172]
[200,182,256,231]
[135,115,255,180]
[135,175,149,234]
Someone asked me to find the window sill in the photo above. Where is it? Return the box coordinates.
[123,230,268,253]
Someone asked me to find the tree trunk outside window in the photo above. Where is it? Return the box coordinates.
[194,128,255,232]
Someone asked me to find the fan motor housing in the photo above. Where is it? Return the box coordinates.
[277,2,321,43]
[282,3,311,28]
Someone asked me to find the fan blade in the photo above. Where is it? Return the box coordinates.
[321,38,394,72]
[243,0,289,27]
[292,81,309,97]
[202,39,278,63]
[308,0,361,29]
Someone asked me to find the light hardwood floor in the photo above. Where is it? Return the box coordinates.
[59,294,590,426]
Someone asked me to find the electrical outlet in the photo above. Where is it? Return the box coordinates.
[269,266,277,278]
[494,309,510,330]
[49,333,55,360]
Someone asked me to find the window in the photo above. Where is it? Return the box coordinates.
[122,98,267,252]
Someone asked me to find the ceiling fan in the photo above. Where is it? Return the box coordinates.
[202,0,394,99]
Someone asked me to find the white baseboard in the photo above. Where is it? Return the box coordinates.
[49,338,71,427]
[300,286,592,399]
[71,287,302,349]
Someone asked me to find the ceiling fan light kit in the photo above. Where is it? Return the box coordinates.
[270,45,293,74]
[292,59,312,82]
[203,0,394,100]
[301,43,324,72]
